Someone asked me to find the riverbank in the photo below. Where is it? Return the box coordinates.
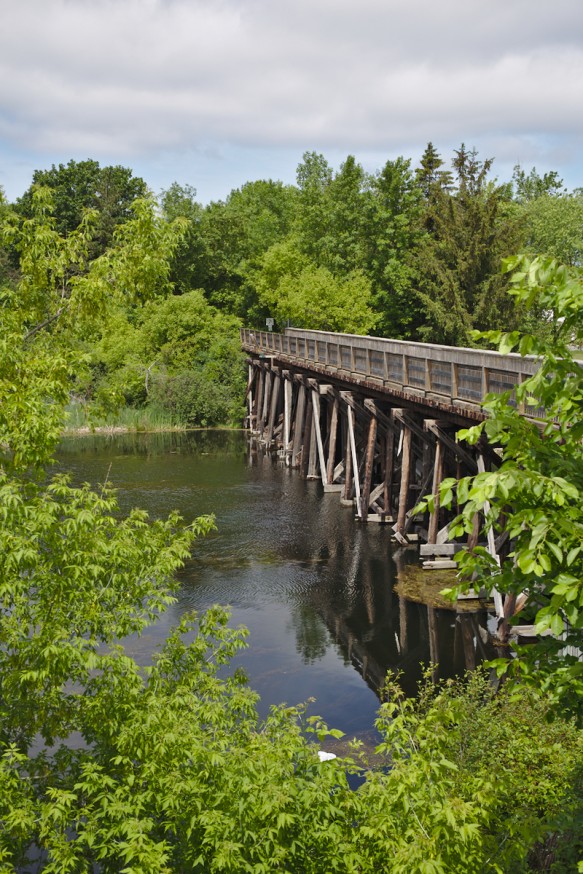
[63,423,185,436]
[63,425,248,437]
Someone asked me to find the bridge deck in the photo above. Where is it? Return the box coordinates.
[241,327,542,422]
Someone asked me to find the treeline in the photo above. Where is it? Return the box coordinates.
[2,147,582,427]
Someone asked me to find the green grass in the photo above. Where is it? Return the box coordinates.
[63,402,182,433]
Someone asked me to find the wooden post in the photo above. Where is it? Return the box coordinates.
[347,405,362,518]
[466,513,481,551]
[459,614,477,670]
[361,408,377,521]
[396,422,412,536]
[422,436,433,502]
[384,424,395,518]
[283,376,292,464]
[250,364,259,429]
[300,396,313,479]
[247,364,254,428]
[259,370,272,439]
[307,400,318,479]
[326,395,339,484]
[291,383,306,469]
[255,368,265,433]
[265,372,281,446]
[312,390,328,485]
[342,409,353,503]
[427,432,445,544]
[498,592,517,644]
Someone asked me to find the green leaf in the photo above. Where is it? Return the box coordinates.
[547,542,563,563]
[499,331,520,354]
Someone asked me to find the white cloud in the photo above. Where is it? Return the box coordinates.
[0,0,582,197]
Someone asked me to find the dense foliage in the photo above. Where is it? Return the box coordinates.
[1,169,582,870]
[417,256,583,720]
[93,290,245,426]
[4,148,581,430]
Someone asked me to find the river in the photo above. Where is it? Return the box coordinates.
[56,429,490,747]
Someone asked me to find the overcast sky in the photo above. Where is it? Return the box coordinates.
[1,0,582,203]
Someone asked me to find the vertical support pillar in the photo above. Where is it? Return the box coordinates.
[291,383,306,469]
[259,370,272,440]
[326,395,339,484]
[466,512,481,551]
[396,423,412,536]
[283,376,292,464]
[383,421,395,519]
[300,397,313,479]
[427,433,444,544]
[342,409,353,503]
[422,434,433,500]
[307,414,318,479]
[477,451,504,618]
[361,409,377,521]
[498,593,517,645]
[347,405,362,518]
[255,368,265,434]
[312,390,328,485]
[265,372,281,446]
[460,615,477,670]
[247,364,254,429]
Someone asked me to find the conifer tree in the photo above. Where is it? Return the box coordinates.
[415,145,523,345]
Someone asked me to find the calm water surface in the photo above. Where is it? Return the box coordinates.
[56,430,484,745]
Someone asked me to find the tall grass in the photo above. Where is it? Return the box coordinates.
[63,402,181,433]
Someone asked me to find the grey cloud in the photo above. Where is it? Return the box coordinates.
[0,0,582,161]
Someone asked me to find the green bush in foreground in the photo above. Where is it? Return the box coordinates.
[0,602,580,874]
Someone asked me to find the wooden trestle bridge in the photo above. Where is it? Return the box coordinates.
[242,327,542,623]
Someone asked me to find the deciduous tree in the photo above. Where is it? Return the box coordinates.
[15,159,148,259]
[253,238,376,334]
[522,191,583,267]
[365,157,424,338]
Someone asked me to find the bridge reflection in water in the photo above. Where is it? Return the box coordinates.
[247,439,499,702]
[242,326,544,631]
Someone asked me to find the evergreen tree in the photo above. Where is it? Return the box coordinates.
[415,141,453,201]
[414,145,523,345]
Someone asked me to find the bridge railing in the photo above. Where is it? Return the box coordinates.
[241,327,543,418]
